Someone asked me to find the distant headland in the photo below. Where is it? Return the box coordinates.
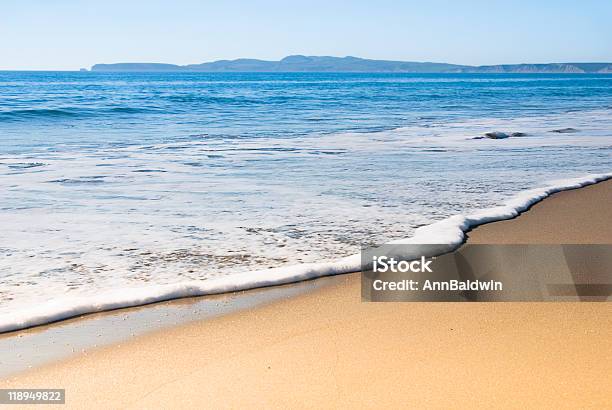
[91,55,612,73]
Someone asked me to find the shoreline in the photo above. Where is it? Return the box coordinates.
[1,179,611,407]
[0,274,342,379]
[1,173,610,335]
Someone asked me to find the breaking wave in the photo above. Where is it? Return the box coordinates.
[0,173,609,333]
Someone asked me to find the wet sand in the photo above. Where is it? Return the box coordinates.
[1,180,611,409]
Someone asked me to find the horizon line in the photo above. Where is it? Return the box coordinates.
[2,55,612,72]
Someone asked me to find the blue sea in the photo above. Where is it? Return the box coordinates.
[1,72,611,331]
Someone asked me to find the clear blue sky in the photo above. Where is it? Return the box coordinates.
[1,0,611,70]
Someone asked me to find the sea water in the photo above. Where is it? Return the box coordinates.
[1,72,611,331]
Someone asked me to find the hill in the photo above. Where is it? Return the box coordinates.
[91,56,612,73]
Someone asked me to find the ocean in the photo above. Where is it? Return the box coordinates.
[1,71,611,331]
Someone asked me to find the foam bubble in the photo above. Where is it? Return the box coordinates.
[1,173,609,333]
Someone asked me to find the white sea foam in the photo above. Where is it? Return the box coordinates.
[1,173,609,334]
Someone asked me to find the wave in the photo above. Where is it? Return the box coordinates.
[0,106,157,122]
[0,108,82,120]
[7,162,46,169]
[0,173,610,334]
[164,95,262,104]
[107,107,154,114]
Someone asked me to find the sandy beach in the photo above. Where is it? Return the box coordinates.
[2,180,611,409]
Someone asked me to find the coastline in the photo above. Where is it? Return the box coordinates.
[2,179,611,408]
[0,275,341,379]
[2,173,610,335]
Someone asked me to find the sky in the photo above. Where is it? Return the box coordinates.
[1,0,611,70]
